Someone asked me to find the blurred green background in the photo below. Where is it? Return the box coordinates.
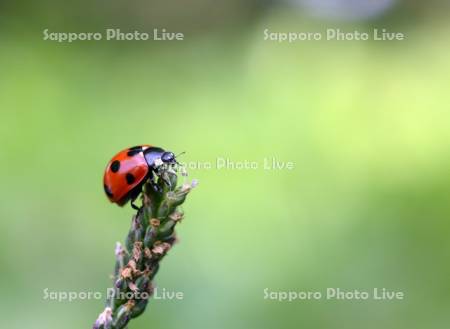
[1,1,450,328]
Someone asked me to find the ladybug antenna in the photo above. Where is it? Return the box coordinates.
[175,151,185,159]
[174,151,185,164]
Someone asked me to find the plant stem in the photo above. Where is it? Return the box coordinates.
[93,172,196,329]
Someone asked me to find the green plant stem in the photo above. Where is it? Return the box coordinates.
[93,173,196,329]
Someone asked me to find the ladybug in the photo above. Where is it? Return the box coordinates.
[103,145,178,209]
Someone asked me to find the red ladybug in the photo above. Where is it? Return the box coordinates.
[103,145,177,209]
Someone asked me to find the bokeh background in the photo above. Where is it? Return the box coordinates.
[1,0,450,328]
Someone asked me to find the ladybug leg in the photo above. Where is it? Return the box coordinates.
[148,172,163,193]
[155,167,172,189]
[131,199,141,211]
[151,181,163,193]
[155,172,172,190]
[161,176,172,189]
[129,186,143,211]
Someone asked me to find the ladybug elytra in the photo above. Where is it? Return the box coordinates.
[103,145,178,209]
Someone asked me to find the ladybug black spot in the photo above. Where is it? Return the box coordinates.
[110,160,120,173]
[104,185,113,198]
[127,146,143,157]
[126,173,136,185]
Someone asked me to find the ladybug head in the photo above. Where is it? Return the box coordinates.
[161,151,176,163]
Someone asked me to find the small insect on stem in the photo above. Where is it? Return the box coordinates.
[103,145,183,209]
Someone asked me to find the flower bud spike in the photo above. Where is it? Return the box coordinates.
[94,160,195,328]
